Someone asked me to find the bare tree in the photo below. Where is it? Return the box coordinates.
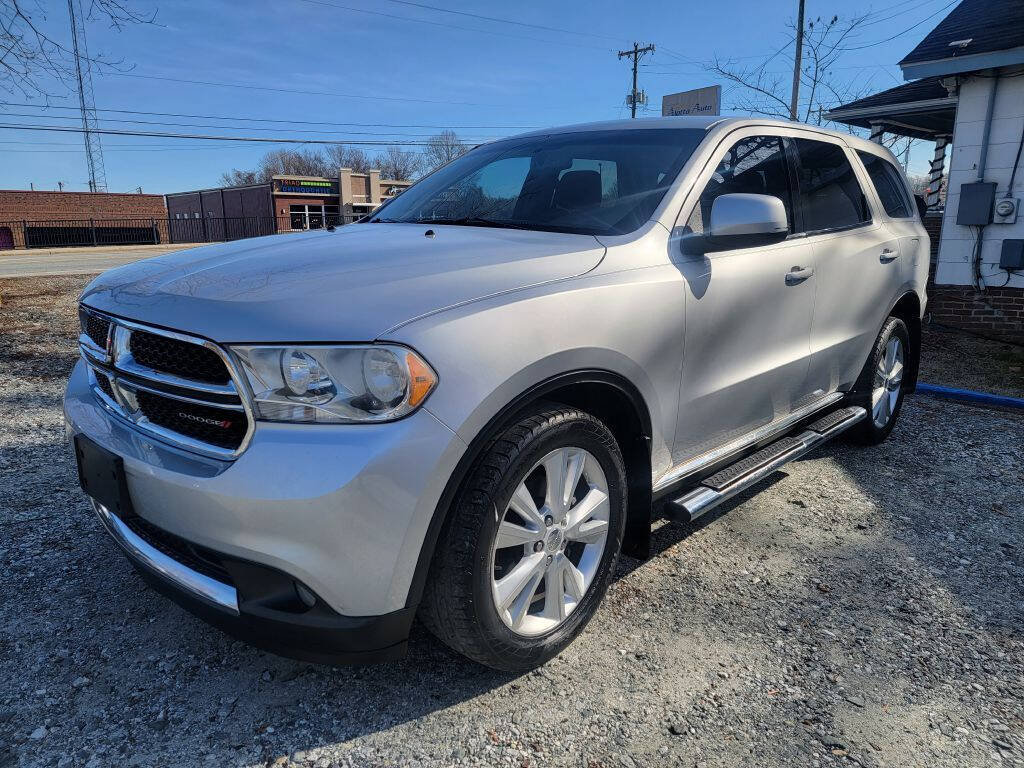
[710,15,871,126]
[0,0,156,98]
[257,148,331,179]
[218,168,261,187]
[378,145,422,181]
[424,130,468,171]
[324,144,372,174]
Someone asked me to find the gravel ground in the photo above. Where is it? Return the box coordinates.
[1,276,1022,768]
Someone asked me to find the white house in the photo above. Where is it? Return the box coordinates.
[827,0,1024,341]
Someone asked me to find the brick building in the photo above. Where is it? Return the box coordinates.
[0,189,166,249]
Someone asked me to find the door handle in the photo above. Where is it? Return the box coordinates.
[880,248,899,263]
[785,266,814,285]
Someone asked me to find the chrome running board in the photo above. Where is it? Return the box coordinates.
[652,392,845,494]
[664,406,866,524]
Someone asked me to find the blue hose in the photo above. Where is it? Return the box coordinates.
[914,382,1024,410]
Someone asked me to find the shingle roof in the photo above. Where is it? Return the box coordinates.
[833,77,950,112]
[900,0,1024,67]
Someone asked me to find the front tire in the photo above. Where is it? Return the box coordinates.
[419,404,626,672]
[848,316,909,445]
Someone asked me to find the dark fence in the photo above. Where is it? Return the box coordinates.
[0,214,370,250]
[167,216,277,245]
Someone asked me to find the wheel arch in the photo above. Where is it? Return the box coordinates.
[888,291,922,393]
[404,369,653,612]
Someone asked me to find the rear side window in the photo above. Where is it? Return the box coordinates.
[792,139,870,232]
[686,135,794,235]
[857,151,913,218]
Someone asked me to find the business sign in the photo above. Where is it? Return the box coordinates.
[274,178,338,195]
[662,85,721,117]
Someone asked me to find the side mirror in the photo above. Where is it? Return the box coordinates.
[705,193,789,250]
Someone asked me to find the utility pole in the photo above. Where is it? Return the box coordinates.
[618,42,655,118]
[789,0,805,121]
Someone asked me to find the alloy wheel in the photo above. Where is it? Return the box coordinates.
[489,446,610,637]
[872,336,904,428]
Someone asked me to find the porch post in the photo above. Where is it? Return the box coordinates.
[926,135,950,209]
[869,123,885,144]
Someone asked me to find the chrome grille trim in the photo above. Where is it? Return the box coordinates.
[79,306,255,460]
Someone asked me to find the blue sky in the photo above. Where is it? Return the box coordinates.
[0,0,956,193]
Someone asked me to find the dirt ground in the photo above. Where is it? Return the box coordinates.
[1,275,1022,768]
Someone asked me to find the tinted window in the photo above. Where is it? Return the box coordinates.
[857,151,912,218]
[793,139,870,232]
[370,129,706,236]
[686,135,793,235]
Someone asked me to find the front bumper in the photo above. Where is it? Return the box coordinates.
[65,359,465,663]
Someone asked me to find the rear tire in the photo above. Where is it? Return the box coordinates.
[848,316,909,445]
[418,404,626,672]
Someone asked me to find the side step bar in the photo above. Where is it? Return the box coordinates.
[664,406,867,524]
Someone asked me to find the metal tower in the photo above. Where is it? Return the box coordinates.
[68,0,107,192]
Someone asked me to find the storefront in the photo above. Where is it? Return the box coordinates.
[168,171,412,239]
[272,177,342,230]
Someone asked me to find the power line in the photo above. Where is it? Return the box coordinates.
[0,110,505,140]
[0,122,468,146]
[102,72,503,106]
[0,101,536,130]
[377,0,626,42]
[856,0,951,28]
[843,0,959,51]
[296,0,614,52]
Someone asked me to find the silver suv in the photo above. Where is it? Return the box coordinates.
[65,117,928,671]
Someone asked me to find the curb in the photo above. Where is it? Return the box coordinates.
[914,382,1024,410]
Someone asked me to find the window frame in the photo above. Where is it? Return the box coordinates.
[786,137,875,237]
[855,149,916,221]
[680,132,800,246]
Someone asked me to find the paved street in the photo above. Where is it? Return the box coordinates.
[0,244,201,279]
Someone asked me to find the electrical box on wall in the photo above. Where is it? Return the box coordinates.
[999,240,1024,270]
[957,182,997,225]
[993,198,1020,224]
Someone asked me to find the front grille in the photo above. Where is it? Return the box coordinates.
[129,330,230,385]
[121,515,234,585]
[79,306,252,457]
[137,390,247,450]
[80,310,110,349]
[95,372,115,401]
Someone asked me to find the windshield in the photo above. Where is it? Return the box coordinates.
[369,128,706,236]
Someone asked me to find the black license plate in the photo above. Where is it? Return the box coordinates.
[74,435,132,518]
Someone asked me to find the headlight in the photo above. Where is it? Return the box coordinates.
[230,344,437,423]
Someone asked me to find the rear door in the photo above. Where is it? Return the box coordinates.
[857,149,929,290]
[794,137,901,395]
[671,133,819,463]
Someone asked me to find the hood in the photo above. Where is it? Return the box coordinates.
[80,223,605,342]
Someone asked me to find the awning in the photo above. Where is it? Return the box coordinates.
[824,77,956,139]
